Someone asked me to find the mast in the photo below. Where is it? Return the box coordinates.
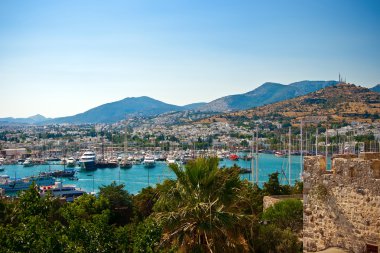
[300,119,303,178]
[325,129,328,160]
[251,132,255,184]
[315,128,318,156]
[255,126,259,185]
[124,123,128,155]
[288,127,291,185]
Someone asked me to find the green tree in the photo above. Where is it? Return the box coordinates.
[262,172,282,195]
[154,157,252,252]
[255,224,301,253]
[262,199,303,233]
[133,218,163,253]
[99,182,133,225]
[133,186,160,222]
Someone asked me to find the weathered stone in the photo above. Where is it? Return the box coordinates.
[303,154,380,252]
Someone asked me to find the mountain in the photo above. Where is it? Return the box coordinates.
[370,84,380,92]
[199,80,339,112]
[47,96,184,124]
[200,83,380,124]
[181,102,207,110]
[0,114,49,124]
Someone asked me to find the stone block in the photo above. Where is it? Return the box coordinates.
[359,152,380,160]
[371,160,380,179]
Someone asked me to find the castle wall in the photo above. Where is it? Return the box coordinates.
[303,155,380,253]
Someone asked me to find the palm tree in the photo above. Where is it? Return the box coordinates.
[154,157,253,253]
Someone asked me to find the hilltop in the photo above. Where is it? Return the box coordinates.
[200,83,380,125]
[2,81,379,125]
[198,80,339,112]
[371,84,380,93]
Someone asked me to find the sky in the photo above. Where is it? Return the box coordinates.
[0,0,379,118]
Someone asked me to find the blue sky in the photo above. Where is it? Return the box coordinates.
[0,0,379,118]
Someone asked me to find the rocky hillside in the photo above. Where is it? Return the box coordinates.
[200,83,380,124]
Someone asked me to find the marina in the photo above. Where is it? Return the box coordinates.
[0,153,313,195]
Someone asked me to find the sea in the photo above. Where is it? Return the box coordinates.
[1,154,330,195]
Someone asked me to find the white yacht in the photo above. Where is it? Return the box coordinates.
[79,151,96,171]
[23,158,34,167]
[40,181,86,202]
[66,157,77,167]
[0,174,55,193]
[143,155,156,168]
[166,156,176,165]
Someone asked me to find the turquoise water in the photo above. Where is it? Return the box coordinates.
[1,154,318,195]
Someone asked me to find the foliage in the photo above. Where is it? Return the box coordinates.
[154,157,252,252]
[262,199,303,233]
[0,158,303,253]
[133,185,160,222]
[99,181,133,225]
[255,225,302,253]
[262,172,291,195]
[133,218,163,253]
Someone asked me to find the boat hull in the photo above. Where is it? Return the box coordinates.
[1,177,55,193]
[80,161,97,171]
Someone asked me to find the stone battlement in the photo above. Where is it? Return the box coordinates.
[303,154,380,253]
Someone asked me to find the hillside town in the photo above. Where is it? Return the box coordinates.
[1,118,379,162]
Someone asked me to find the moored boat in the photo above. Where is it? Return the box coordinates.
[166,156,176,165]
[40,181,86,202]
[41,168,76,178]
[66,157,76,167]
[120,159,133,169]
[229,154,239,161]
[79,151,97,171]
[0,174,55,193]
[143,155,156,168]
[23,158,34,167]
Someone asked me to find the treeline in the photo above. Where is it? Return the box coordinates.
[0,158,303,252]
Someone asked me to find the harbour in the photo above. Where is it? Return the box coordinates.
[0,153,310,195]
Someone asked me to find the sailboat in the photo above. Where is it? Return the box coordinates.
[120,124,133,169]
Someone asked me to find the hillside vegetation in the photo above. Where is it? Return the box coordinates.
[200,83,380,125]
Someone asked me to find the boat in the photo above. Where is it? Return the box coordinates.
[23,158,34,167]
[143,155,156,168]
[166,156,176,165]
[275,151,287,157]
[96,158,119,169]
[0,174,55,193]
[120,159,133,169]
[217,154,225,161]
[229,154,239,161]
[181,154,193,164]
[108,158,119,168]
[41,168,76,178]
[40,181,86,202]
[156,154,167,161]
[66,157,76,167]
[133,156,143,165]
[79,151,97,171]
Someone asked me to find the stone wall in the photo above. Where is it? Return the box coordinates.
[303,154,380,253]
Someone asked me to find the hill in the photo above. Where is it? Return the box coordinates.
[0,114,49,124]
[370,84,380,93]
[200,83,380,125]
[198,80,339,112]
[181,102,207,110]
[47,96,184,124]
